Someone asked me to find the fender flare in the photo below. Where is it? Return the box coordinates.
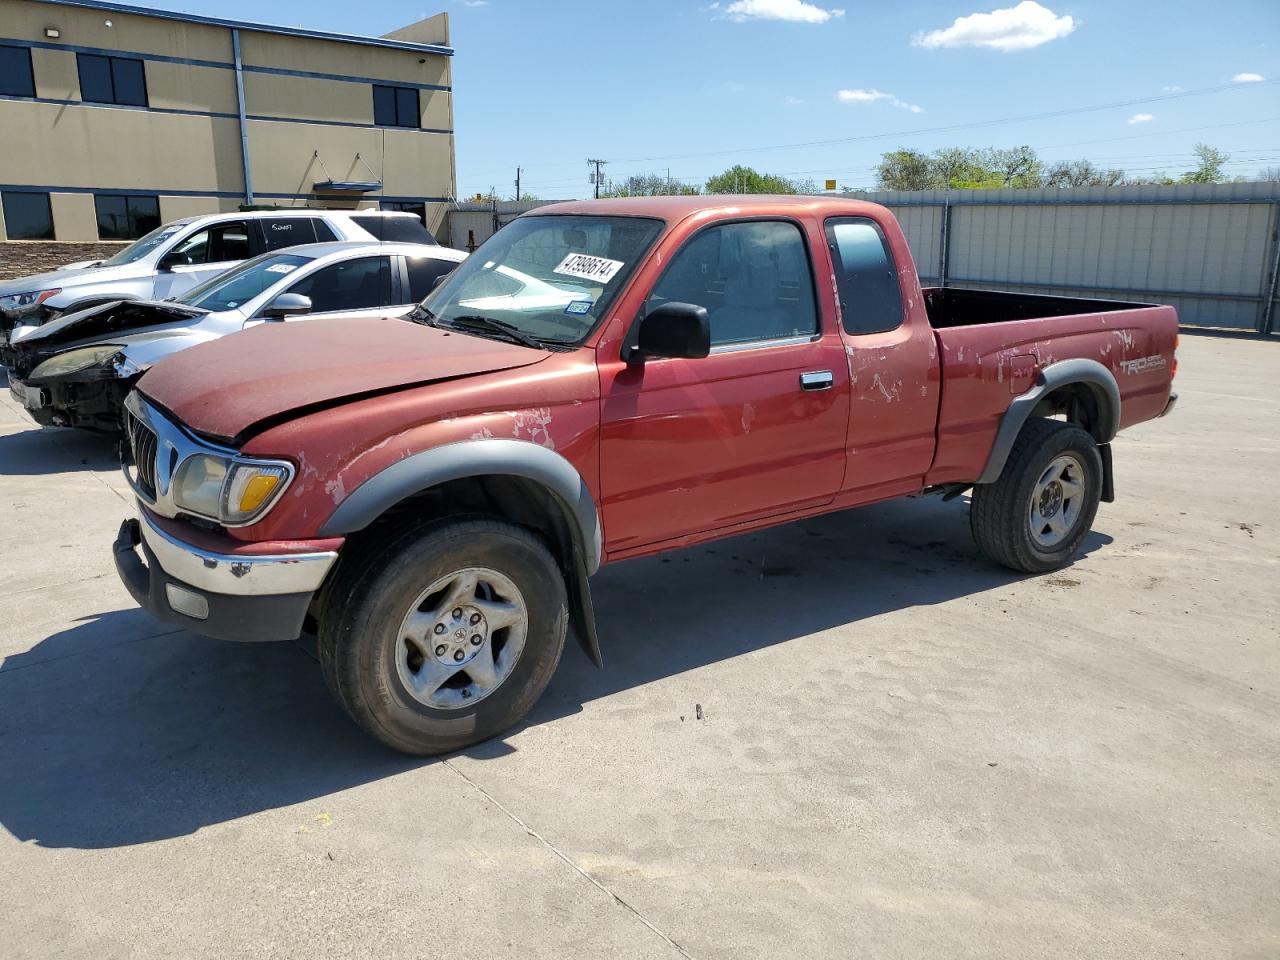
[977,358,1120,485]
[318,439,602,570]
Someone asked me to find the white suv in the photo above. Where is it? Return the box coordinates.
[0,209,436,339]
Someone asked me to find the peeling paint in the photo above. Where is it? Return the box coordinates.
[741,401,756,433]
[470,426,495,441]
[507,408,555,448]
[871,373,902,403]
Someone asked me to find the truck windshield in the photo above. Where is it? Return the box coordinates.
[421,215,664,344]
[179,253,314,313]
[101,224,186,266]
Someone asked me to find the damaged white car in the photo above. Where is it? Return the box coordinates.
[3,241,465,432]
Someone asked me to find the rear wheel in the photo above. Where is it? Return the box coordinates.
[970,418,1103,573]
[319,517,568,755]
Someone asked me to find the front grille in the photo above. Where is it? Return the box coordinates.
[125,408,159,499]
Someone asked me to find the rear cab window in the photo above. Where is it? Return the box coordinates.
[825,217,904,335]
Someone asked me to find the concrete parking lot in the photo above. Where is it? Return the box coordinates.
[0,332,1276,960]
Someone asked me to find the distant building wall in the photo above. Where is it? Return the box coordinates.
[0,0,456,255]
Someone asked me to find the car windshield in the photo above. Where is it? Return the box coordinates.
[179,252,313,313]
[421,215,664,344]
[101,223,186,266]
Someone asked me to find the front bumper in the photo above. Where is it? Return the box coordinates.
[113,511,339,642]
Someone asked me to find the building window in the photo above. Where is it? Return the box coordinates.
[77,53,148,107]
[95,194,161,240]
[372,84,419,128]
[2,192,55,240]
[0,44,36,99]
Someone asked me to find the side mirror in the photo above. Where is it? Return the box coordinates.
[628,302,710,363]
[262,293,312,321]
[157,254,180,272]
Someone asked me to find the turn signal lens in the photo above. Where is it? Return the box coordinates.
[224,463,291,523]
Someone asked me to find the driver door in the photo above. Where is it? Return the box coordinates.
[152,220,252,300]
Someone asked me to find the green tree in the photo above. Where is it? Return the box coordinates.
[602,173,700,197]
[876,149,933,190]
[1180,143,1228,184]
[1044,160,1126,188]
[704,165,805,194]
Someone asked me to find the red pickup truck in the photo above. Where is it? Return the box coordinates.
[113,196,1178,754]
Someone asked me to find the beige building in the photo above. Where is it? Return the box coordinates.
[0,0,456,248]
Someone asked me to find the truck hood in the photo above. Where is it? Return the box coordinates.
[137,315,551,442]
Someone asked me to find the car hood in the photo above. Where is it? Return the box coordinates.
[137,315,551,442]
[14,299,207,347]
[0,263,132,296]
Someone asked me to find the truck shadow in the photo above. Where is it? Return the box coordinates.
[0,497,1111,850]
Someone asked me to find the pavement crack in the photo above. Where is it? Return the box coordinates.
[442,759,696,960]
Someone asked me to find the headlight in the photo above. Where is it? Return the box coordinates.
[171,454,293,525]
[29,344,123,379]
[0,288,61,313]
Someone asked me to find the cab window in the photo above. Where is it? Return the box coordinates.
[825,218,903,335]
[165,222,250,266]
[647,220,818,347]
[258,217,318,252]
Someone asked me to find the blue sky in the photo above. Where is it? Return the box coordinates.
[153,0,1279,197]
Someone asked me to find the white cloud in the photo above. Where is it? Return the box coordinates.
[718,0,845,24]
[914,1,1075,52]
[1127,113,1154,124]
[1232,72,1265,83]
[837,88,924,113]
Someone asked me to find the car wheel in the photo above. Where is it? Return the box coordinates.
[970,418,1103,574]
[319,516,568,755]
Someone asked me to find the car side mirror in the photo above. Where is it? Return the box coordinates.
[628,302,710,364]
[262,293,312,321]
[157,253,180,272]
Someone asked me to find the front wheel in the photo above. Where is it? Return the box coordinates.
[319,517,568,755]
[970,418,1103,574]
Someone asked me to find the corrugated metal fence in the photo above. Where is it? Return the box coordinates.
[444,184,1280,333]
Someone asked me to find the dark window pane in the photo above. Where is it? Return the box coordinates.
[259,217,318,252]
[395,87,419,127]
[650,221,818,347]
[0,45,36,99]
[2,192,54,240]
[405,256,457,301]
[372,85,397,126]
[350,214,432,244]
[110,57,147,106]
[286,257,391,313]
[826,218,903,335]
[127,196,160,237]
[77,54,114,104]
[380,201,427,226]
[310,218,338,242]
[210,223,250,262]
[94,194,130,239]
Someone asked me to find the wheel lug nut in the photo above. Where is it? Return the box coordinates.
[461,689,471,698]
[434,624,446,635]
[470,634,482,645]
[453,650,465,662]
[452,608,462,619]
[470,613,481,625]
[435,645,446,657]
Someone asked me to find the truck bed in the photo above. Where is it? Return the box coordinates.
[922,287,1151,329]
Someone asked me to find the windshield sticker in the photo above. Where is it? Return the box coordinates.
[553,253,625,285]
[564,299,594,315]
[265,263,299,274]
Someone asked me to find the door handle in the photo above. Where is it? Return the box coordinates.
[799,370,834,391]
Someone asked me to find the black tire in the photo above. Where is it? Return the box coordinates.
[970,418,1103,574]
[318,516,568,755]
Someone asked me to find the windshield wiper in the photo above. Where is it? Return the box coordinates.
[438,314,546,350]
[405,302,436,325]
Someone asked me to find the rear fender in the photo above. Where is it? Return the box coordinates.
[977,358,1120,485]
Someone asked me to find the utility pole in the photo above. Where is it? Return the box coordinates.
[514,166,522,202]
[588,158,607,199]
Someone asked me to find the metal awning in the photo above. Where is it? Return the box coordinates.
[313,180,382,193]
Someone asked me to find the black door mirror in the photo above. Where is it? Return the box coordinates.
[262,293,312,320]
[629,302,710,363]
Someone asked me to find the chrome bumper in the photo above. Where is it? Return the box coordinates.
[137,508,337,597]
